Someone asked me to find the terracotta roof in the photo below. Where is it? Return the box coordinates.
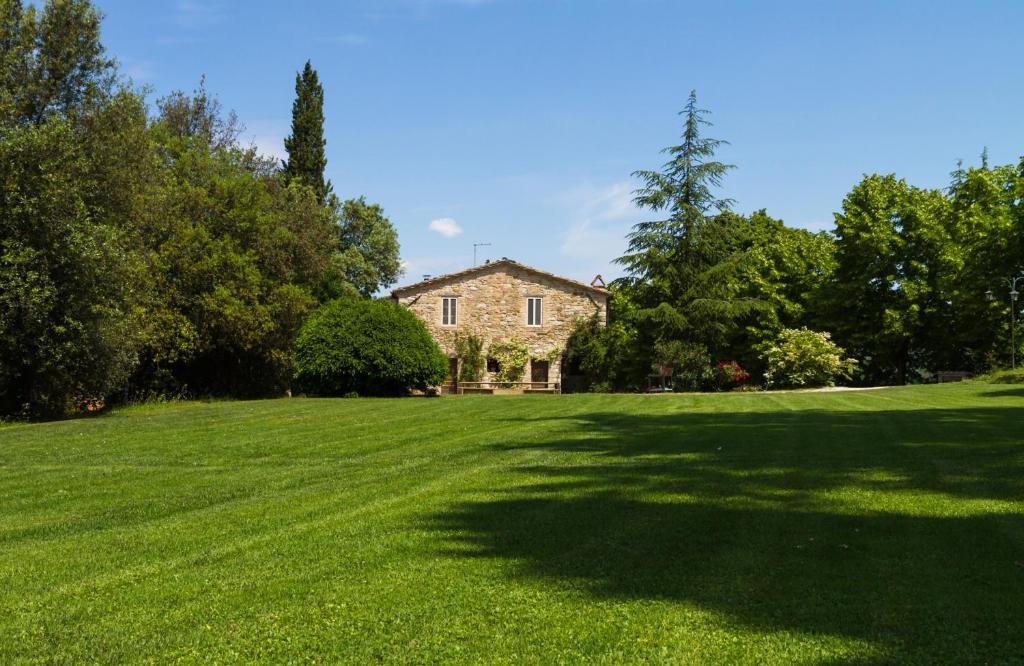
[390,258,610,297]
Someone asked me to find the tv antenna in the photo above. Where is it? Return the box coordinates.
[473,242,491,266]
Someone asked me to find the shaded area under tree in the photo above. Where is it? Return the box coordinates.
[428,405,1024,663]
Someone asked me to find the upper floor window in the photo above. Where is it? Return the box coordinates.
[527,297,543,327]
[442,297,457,326]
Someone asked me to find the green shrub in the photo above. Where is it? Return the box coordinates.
[564,313,647,392]
[759,328,856,389]
[987,370,1024,384]
[294,298,448,396]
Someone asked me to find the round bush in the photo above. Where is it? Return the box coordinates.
[759,327,857,389]
[295,298,448,396]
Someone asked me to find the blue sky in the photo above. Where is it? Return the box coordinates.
[94,0,1023,285]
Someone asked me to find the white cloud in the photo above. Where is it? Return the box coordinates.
[429,217,463,238]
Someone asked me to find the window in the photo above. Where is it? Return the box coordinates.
[527,297,543,326]
[487,357,501,373]
[442,297,457,326]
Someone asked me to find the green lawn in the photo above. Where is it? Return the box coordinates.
[1,382,1023,664]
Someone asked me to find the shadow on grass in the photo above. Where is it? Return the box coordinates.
[979,387,1024,398]
[428,406,1024,662]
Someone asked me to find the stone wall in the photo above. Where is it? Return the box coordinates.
[393,263,608,385]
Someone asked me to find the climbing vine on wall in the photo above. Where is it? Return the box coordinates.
[537,347,561,364]
[454,332,486,382]
[489,339,529,384]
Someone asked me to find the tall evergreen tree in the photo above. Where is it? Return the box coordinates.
[618,89,734,288]
[615,90,762,360]
[283,60,331,205]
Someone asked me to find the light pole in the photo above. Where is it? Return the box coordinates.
[986,274,1024,369]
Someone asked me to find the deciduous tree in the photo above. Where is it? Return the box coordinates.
[0,0,115,127]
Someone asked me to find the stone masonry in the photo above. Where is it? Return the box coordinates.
[391,258,608,387]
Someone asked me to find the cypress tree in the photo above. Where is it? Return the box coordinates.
[284,60,331,204]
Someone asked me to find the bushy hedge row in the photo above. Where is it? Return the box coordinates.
[294,298,448,396]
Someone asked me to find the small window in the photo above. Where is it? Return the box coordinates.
[527,297,543,326]
[487,357,501,373]
[442,297,458,326]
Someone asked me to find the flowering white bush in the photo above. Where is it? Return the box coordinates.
[759,328,857,388]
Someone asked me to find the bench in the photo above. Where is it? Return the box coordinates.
[936,371,974,383]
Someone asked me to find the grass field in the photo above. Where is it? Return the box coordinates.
[2,381,1023,664]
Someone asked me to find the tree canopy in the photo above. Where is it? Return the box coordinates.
[569,92,1024,391]
[3,1,1023,412]
[0,0,403,416]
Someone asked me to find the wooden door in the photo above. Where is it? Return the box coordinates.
[531,360,549,387]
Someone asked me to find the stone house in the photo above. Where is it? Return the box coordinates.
[391,258,609,392]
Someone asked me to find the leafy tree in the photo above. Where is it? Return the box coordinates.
[126,86,338,398]
[0,120,146,416]
[564,295,645,392]
[0,4,410,413]
[942,160,1023,370]
[712,210,837,377]
[824,174,952,383]
[564,315,617,391]
[0,0,115,127]
[156,77,243,154]
[736,211,836,331]
[0,0,156,416]
[294,298,447,396]
[283,61,331,205]
[0,0,29,123]
[325,197,402,298]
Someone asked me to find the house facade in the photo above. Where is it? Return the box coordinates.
[391,258,609,391]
